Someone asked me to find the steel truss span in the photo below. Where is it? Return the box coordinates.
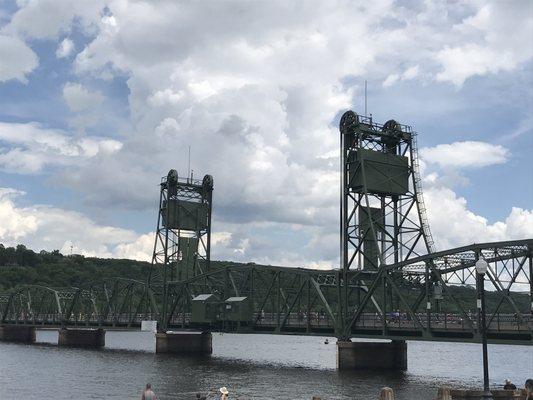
[1,240,531,345]
[0,279,158,329]
[1,111,531,346]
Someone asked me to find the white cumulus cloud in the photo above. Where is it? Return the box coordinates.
[0,0,531,268]
[0,34,38,82]
[0,122,122,173]
[56,37,74,58]
[383,65,420,87]
[435,3,533,86]
[5,0,105,39]
[0,188,146,259]
[420,141,509,169]
[425,187,533,251]
[0,188,248,263]
[62,82,104,112]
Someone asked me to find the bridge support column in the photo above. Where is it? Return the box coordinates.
[0,325,36,344]
[58,328,105,348]
[155,331,212,355]
[336,340,407,370]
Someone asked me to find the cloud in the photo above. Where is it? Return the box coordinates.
[425,187,533,251]
[0,34,38,82]
[383,74,399,87]
[420,141,509,169]
[0,188,38,241]
[435,3,533,86]
[148,89,184,107]
[56,37,74,58]
[0,121,122,173]
[402,65,419,80]
[0,187,148,259]
[383,65,420,87]
[62,82,104,112]
[501,115,533,141]
[435,44,513,87]
[0,0,531,269]
[5,181,531,269]
[110,233,154,261]
[50,0,525,223]
[0,188,251,263]
[5,0,105,39]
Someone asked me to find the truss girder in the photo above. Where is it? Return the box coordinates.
[0,279,158,328]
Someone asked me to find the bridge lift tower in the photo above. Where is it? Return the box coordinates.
[148,170,213,329]
[338,110,436,323]
[339,110,434,272]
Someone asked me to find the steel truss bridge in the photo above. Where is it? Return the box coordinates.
[1,242,531,345]
[1,111,532,347]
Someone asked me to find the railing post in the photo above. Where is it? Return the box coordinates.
[306,278,311,333]
[425,261,431,331]
[529,252,532,325]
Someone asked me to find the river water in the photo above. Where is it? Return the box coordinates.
[0,330,531,399]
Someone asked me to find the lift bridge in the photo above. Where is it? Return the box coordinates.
[1,111,531,367]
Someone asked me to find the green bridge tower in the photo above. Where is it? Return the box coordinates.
[148,169,214,331]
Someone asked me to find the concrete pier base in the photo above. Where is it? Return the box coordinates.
[58,328,105,348]
[155,331,212,355]
[0,325,36,343]
[336,340,407,370]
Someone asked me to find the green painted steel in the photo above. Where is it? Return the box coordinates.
[359,206,384,270]
[162,200,209,231]
[0,240,531,345]
[177,237,199,280]
[149,170,213,331]
[191,294,219,323]
[349,149,409,195]
[224,297,252,322]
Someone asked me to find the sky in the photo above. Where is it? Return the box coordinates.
[0,0,531,269]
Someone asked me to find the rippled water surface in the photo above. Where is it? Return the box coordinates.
[0,330,531,399]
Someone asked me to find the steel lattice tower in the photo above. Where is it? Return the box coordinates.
[339,110,435,272]
[148,170,213,331]
[148,169,213,287]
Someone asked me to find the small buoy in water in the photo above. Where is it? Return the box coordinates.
[324,339,329,344]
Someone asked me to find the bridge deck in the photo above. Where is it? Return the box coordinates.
[3,312,531,345]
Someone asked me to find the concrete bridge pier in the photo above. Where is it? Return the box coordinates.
[0,325,36,344]
[155,331,212,355]
[336,340,407,370]
[58,328,105,348]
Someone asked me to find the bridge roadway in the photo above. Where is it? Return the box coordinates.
[2,312,531,345]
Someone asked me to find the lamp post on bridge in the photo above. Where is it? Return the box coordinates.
[475,256,493,400]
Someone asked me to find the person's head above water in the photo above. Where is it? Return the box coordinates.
[146,383,152,390]
[220,387,229,395]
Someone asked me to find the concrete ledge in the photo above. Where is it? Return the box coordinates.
[337,340,407,370]
[155,331,212,355]
[58,328,105,348]
[0,325,36,343]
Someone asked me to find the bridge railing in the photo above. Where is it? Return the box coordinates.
[161,310,531,335]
